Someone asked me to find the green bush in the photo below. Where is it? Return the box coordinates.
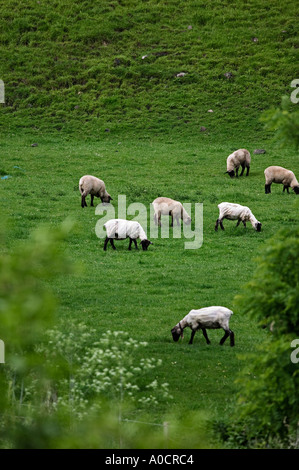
[227,223,299,447]
[0,219,216,448]
[261,95,299,149]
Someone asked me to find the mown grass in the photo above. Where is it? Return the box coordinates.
[1,133,298,439]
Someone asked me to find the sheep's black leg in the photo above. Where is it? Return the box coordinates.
[235,167,239,177]
[215,219,220,231]
[90,195,94,206]
[220,220,225,231]
[242,221,246,228]
[128,238,133,250]
[240,164,245,176]
[220,330,230,345]
[236,219,241,227]
[170,211,173,227]
[283,185,289,194]
[110,238,116,250]
[158,211,162,227]
[265,184,271,194]
[189,329,196,345]
[229,330,235,347]
[246,166,250,176]
[103,236,109,251]
[202,328,211,345]
[133,239,138,250]
[81,195,86,208]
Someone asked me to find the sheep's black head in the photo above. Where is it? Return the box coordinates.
[101,193,113,203]
[225,170,235,178]
[293,186,299,195]
[171,324,184,342]
[140,239,153,251]
[255,222,262,232]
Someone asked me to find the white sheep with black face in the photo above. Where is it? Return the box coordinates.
[215,202,262,232]
[152,197,191,227]
[171,306,234,346]
[225,149,251,178]
[79,175,112,208]
[264,166,299,194]
[103,219,153,251]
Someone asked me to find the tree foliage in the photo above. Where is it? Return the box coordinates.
[0,219,215,449]
[261,95,299,149]
[236,225,299,335]
[231,224,299,446]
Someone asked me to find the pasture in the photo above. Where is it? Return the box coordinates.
[0,0,298,448]
[1,132,298,444]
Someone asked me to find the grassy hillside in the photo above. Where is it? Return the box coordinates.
[0,0,298,136]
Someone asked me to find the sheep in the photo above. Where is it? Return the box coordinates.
[79,175,113,208]
[103,218,152,251]
[171,306,234,347]
[152,197,191,227]
[225,149,251,178]
[264,166,299,194]
[215,202,262,232]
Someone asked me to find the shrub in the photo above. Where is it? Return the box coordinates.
[229,223,299,447]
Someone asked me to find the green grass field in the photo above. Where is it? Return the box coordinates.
[1,133,298,441]
[0,0,299,448]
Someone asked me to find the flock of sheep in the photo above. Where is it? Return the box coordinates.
[79,148,299,348]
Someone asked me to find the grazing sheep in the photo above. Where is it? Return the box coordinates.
[264,166,299,194]
[152,197,191,227]
[215,202,262,232]
[225,149,251,178]
[79,175,112,208]
[103,218,152,251]
[171,306,234,346]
